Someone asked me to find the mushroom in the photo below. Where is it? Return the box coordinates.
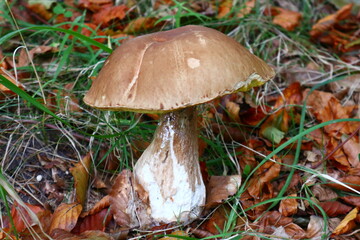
[84,25,275,224]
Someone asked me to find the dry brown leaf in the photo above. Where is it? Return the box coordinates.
[326,175,360,192]
[70,153,92,207]
[92,5,128,27]
[26,3,53,20]
[46,82,81,113]
[306,215,326,239]
[305,89,358,138]
[11,202,47,233]
[205,175,241,208]
[49,203,83,235]
[225,100,241,122]
[0,69,24,99]
[77,0,113,12]
[52,228,113,240]
[332,207,358,236]
[18,46,55,67]
[217,0,232,19]
[311,184,338,202]
[310,4,353,38]
[279,194,298,216]
[342,136,360,168]
[201,206,230,235]
[341,196,360,208]
[318,201,352,217]
[72,208,112,234]
[271,7,302,31]
[327,137,351,169]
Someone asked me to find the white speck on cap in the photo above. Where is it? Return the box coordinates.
[187,58,200,69]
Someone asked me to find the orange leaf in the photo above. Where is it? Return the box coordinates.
[279,194,298,216]
[49,203,83,235]
[341,196,360,208]
[271,7,302,31]
[72,208,112,234]
[310,4,353,38]
[205,175,241,208]
[77,0,113,13]
[92,5,128,27]
[70,153,92,206]
[217,0,232,19]
[201,206,230,234]
[11,203,45,232]
[332,207,358,236]
[237,0,255,18]
[0,70,24,99]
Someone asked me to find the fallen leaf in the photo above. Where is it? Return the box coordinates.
[270,7,302,31]
[92,5,128,27]
[70,152,92,206]
[11,202,46,232]
[26,3,53,20]
[279,194,298,216]
[0,69,24,99]
[310,4,353,38]
[332,207,358,236]
[326,175,360,192]
[72,208,112,234]
[201,206,230,234]
[318,201,352,217]
[49,203,83,235]
[342,136,360,168]
[217,0,232,19]
[18,46,55,68]
[341,195,360,208]
[52,228,113,240]
[311,184,338,202]
[77,0,113,12]
[306,215,327,239]
[205,175,241,208]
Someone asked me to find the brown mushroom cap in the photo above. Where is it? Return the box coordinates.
[84,25,275,113]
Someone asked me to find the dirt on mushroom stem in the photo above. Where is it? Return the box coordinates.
[133,106,206,224]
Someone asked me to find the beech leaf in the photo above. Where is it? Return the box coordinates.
[49,203,83,235]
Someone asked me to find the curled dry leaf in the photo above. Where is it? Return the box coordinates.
[77,0,113,13]
[306,215,327,239]
[305,89,358,138]
[270,7,302,31]
[70,152,92,207]
[49,203,83,235]
[72,208,112,234]
[109,169,150,227]
[52,228,113,240]
[92,5,128,27]
[0,69,24,99]
[18,45,55,68]
[342,136,360,168]
[318,201,352,217]
[332,207,358,236]
[341,196,360,208]
[11,202,48,233]
[311,184,338,202]
[310,4,353,38]
[26,3,53,20]
[205,175,241,208]
[216,0,232,19]
[279,194,298,216]
[201,206,230,235]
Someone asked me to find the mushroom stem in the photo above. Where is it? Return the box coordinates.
[134,107,206,223]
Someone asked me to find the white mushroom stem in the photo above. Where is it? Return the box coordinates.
[134,107,206,223]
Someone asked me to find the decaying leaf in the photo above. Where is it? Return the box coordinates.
[49,203,83,235]
[0,69,24,99]
[311,184,338,202]
[92,5,128,27]
[109,169,150,227]
[201,206,230,235]
[11,202,47,233]
[206,175,241,208]
[306,215,327,239]
[72,208,112,234]
[70,152,92,207]
[270,7,302,31]
[326,175,360,192]
[52,228,113,240]
[318,201,352,217]
[279,194,298,216]
[341,195,360,208]
[124,17,158,34]
[332,207,358,236]
[217,0,232,19]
